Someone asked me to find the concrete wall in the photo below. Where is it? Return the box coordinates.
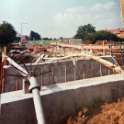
[4,58,112,92]
[0,74,124,124]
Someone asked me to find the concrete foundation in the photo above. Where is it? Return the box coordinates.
[0,74,124,124]
[5,57,113,92]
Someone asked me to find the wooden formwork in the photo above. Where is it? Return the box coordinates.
[51,43,124,73]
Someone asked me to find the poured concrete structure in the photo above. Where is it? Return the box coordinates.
[5,57,113,92]
[0,74,124,124]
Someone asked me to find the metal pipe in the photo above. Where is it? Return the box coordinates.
[28,77,45,124]
[4,56,45,124]
[32,89,45,124]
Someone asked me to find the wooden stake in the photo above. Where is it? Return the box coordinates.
[0,62,3,93]
[1,46,7,92]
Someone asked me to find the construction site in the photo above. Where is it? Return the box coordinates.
[0,39,124,124]
[1,0,124,124]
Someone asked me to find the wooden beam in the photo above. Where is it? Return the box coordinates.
[91,56,124,73]
[51,43,124,73]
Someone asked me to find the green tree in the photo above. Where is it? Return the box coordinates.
[92,30,124,43]
[30,30,41,40]
[0,21,16,47]
[74,24,96,40]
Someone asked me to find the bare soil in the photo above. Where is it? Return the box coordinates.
[66,98,124,124]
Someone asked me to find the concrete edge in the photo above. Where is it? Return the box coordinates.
[1,73,124,104]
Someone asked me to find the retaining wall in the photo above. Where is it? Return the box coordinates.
[0,74,124,124]
[5,58,113,92]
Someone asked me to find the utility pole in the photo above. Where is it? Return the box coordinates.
[21,22,28,35]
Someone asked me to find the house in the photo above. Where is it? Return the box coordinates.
[107,28,124,38]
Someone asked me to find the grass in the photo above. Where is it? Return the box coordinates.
[29,40,57,45]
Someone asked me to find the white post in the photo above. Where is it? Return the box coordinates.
[64,65,67,82]
[99,64,102,76]
[72,59,76,80]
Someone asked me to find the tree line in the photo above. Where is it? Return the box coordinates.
[0,22,124,47]
[74,24,124,43]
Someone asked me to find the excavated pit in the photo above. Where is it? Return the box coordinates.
[1,57,123,124]
[5,57,113,92]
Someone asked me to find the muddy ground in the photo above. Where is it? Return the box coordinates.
[67,98,124,124]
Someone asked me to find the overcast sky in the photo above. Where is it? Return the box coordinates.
[0,0,123,38]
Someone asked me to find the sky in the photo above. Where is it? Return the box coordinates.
[0,0,123,38]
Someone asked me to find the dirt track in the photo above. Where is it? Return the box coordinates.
[67,98,124,124]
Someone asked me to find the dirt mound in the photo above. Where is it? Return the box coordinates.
[67,98,124,124]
